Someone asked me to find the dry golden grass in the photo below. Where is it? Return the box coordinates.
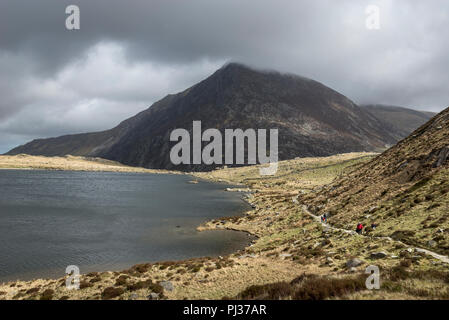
[0,154,178,174]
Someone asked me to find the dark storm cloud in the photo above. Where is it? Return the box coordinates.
[0,0,448,152]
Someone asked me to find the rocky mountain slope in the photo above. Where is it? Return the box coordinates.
[362,104,435,140]
[7,64,404,171]
[305,107,449,254]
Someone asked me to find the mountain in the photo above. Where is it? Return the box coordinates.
[7,63,402,171]
[362,104,435,140]
[305,107,449,253]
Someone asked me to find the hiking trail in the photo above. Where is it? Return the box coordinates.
[300,204,449,264]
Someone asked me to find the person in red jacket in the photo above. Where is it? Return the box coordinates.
[356,223,364,234]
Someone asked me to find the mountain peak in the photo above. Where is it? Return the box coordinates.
[212,62,261,79]
[219,62,255,72]
[6,65,428,171]
[217,62,306,80]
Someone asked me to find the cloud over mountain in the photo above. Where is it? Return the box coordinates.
[1,0,448,152]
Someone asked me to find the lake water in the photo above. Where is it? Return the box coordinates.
[0,170,252,282]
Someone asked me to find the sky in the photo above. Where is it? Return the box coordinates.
[0,0,448,153]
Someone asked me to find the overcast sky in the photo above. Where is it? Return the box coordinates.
[0,0,448,153]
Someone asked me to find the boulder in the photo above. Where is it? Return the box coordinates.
[147,292,160,300]
[159,281,174,292]
[346,258,363,268]
[369,206,379,213]
[129,293,138,300]
[433,146,449,168]
[427,240,437,248]
[370,252,388,259]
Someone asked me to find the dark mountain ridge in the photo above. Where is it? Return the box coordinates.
[7,63,424,171]
[362,104,435,140]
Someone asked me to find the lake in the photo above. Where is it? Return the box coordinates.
[0,170,252,282]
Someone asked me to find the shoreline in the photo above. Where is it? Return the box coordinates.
[0,228,256,284]
[0,161,257,290]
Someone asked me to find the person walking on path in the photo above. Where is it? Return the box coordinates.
[356,223,363,234]
[321,213,327,223]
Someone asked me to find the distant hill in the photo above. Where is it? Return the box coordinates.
[362,104,435,140]
[7,63,403,171]
[306,107,449,254]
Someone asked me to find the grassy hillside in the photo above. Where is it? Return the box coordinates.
[304,107,449,255]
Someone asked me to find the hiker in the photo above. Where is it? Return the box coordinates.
[321,213,327,223]
[356,223,363,234]
[371,222,377,230]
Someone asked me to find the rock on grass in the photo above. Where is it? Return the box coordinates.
[101,287,125,300]
[346,258,363,268]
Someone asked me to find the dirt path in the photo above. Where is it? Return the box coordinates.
[300,204,449,264]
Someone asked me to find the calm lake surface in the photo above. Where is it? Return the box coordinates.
[0,170,252,282]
